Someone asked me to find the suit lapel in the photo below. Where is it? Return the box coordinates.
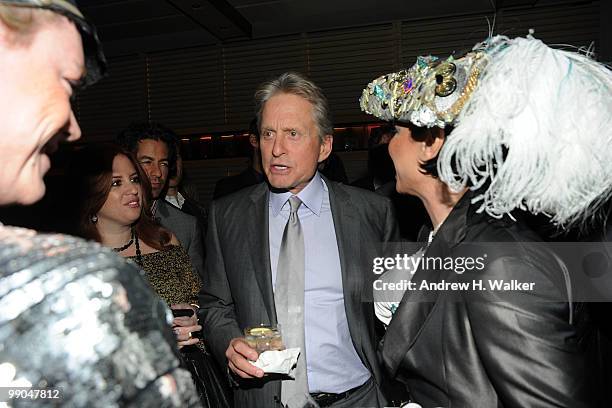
[326,180,367,360]
[246,185,278,325]
[381,193,471,377]
[154,199,170,221]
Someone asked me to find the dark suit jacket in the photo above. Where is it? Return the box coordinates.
[177,191,208,248]
[213,167,265,200]
[381,193,599,408]
[156,199,205,280]
[200,177,399,408]
[352,179,428,242]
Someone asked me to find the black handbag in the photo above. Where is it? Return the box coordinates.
[181,343,233,408]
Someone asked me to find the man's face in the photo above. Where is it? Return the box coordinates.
[260,93,332,194]
[0,12,84,205]
[136,139,169,199]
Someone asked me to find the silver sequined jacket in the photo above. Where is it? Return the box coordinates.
[0,225,201,407]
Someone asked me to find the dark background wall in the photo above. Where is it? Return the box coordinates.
[74,1,602,141]
[65,0,604,207]
[0,0,604,229]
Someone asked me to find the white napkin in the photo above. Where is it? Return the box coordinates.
[250,348,301,377]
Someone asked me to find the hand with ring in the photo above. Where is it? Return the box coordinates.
[171,303,201,348]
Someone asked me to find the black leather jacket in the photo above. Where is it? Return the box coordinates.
[381,193,601,408]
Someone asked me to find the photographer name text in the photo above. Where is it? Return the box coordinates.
[374,279,535,292]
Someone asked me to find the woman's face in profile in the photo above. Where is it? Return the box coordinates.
[388,124,423,196]
[97,155,143,228]
[0,13,84,206]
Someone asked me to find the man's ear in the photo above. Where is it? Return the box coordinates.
[421,127,445,160]
[318,135,333,163]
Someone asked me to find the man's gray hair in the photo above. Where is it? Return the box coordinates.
[254,72,333,143]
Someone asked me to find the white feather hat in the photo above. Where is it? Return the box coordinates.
[360,33,612,226]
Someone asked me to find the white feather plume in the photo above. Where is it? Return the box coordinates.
[438,34,612,226]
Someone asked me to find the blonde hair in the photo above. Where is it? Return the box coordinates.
[0,4,35,32]
[0,5,58,44]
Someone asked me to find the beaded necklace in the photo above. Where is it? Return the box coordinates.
[133,231,143,266]
[113,229,134,252]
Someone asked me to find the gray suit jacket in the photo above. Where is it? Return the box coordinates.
[155,199,205,280]
[200,177,399,408]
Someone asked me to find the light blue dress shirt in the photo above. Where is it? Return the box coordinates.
[269,172,371,393]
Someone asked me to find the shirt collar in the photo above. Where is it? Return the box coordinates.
[269,172,324,217]
[165,192,185,208]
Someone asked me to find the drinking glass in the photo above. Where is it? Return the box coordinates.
[243,324,284,353]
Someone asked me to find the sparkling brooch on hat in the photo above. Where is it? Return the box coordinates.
[360,51,488,128]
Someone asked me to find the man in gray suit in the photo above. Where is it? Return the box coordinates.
[117,122,205,279]
[200,72,398,408]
